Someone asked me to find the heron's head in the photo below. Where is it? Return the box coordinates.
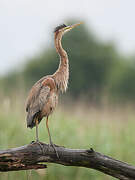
[54,22,82,36]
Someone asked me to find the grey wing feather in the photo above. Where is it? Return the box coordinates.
[38,85,50,111]
[26,75,50,112]
[26,79,50,128]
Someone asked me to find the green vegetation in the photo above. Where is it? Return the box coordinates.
[0,96,135,180]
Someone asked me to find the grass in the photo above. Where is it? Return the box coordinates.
[0,95,135,180]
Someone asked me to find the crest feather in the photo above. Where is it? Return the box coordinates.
[54,24,67,32]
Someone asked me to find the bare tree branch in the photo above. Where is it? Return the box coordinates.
[0,142,135,179]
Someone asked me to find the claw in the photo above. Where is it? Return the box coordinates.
[49,141,59,159]
[30,140,35,144]
[36,140,45,154]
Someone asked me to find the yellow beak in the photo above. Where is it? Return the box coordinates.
[64,22,83,31]
[70,22,83,29]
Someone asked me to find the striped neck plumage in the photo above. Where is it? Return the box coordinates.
[53,32,69,93]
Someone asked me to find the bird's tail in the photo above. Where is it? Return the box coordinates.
[26,111,41,128]
[26,112,36,129]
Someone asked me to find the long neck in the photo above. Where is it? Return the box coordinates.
[53,32,69,93]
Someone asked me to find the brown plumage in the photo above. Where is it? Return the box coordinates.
[26,22,82,145]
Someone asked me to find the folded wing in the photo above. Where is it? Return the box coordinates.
[26,79,50,128]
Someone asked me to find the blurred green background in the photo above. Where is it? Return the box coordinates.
[1,17,135,179]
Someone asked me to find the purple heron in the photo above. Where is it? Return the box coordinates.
[26,23,82,152]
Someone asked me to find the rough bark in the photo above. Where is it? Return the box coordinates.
[0,142,135,180]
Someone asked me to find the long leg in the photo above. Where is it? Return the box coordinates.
[35,119,39,142]
[35,119,44,153]
[46,116,53,144]
[46,116,59,158]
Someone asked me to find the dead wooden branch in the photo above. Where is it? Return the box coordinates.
[0,142,135,180]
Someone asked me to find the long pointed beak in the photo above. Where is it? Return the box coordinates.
[70,22,83,29]
[64,22,83,31]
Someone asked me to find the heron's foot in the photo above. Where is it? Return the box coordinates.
[49,141,59,159]
[36,140,45,154]
[30,140,35,144]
